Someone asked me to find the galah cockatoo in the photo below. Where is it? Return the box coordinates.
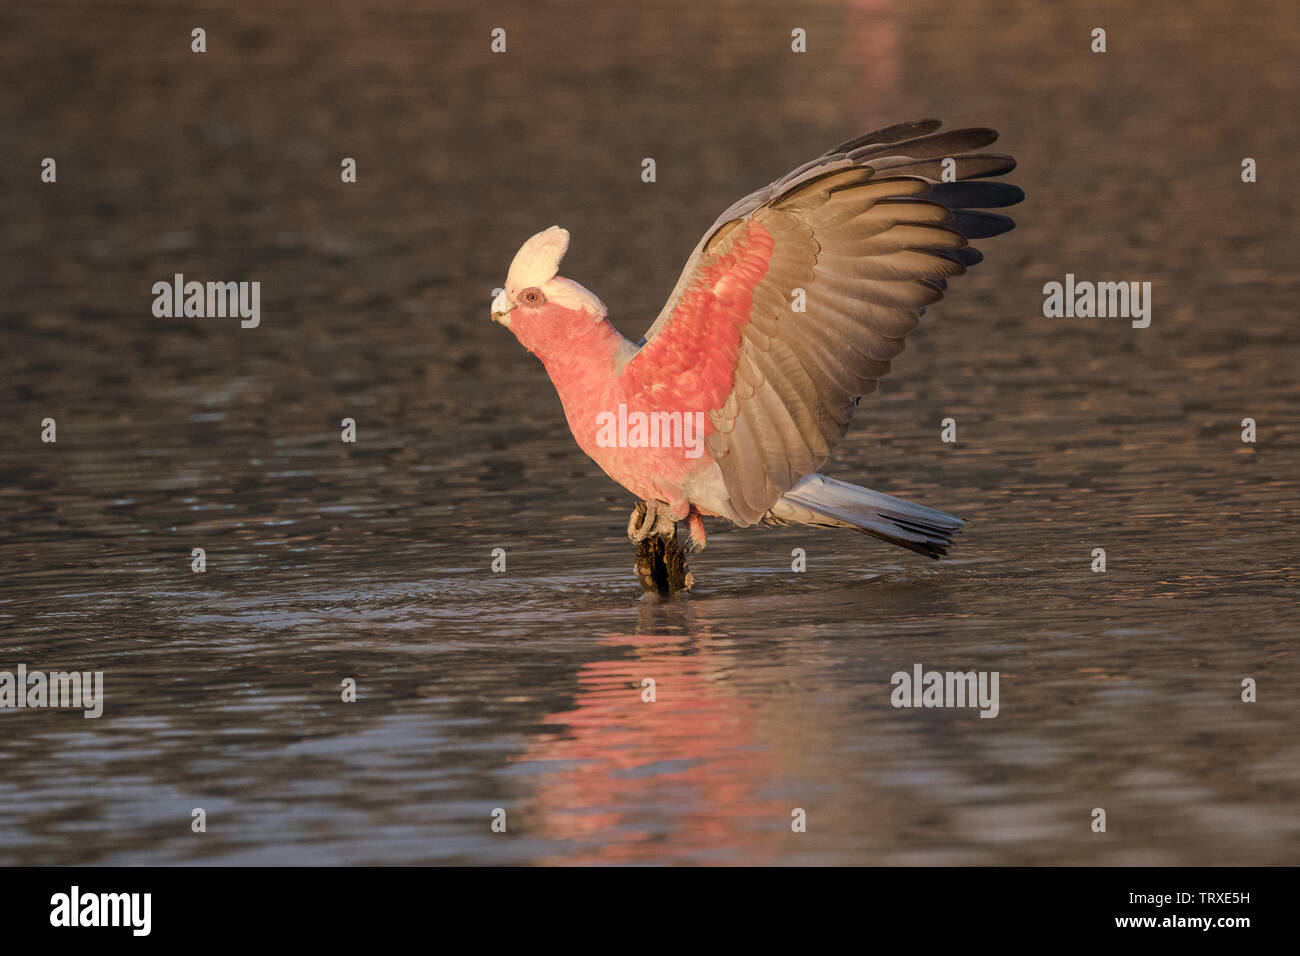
[491,120,1021,558]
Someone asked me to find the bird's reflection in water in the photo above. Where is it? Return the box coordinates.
[515,599,788,864]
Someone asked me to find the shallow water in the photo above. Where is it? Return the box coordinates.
[1,0,1297,865]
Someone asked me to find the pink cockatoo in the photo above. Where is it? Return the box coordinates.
[491,119,1021,558]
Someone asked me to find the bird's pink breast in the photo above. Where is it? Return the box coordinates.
[554,220,775,508]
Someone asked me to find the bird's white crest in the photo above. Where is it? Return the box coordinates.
[506,226,569,291]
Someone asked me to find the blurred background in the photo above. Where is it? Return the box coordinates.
[0,0,1296,864]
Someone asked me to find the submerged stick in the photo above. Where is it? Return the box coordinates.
[631,501,694,594]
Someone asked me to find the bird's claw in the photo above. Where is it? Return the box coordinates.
[628,499,678,544]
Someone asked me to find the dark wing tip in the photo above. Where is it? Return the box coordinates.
[946,210,1017,239]
[928,181,1025,209]
[825,119,944,156]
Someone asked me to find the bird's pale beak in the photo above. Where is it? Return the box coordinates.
[490,289,513,325]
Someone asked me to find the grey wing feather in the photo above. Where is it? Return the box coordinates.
[640,120,958,345]
[631,120,1022,524]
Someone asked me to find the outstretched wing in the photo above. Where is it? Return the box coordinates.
[619,120,1022,525]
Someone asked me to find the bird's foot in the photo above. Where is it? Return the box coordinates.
[627,499,678,544]
[685,512,707,553]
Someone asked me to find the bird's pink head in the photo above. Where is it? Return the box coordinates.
[491,226,609,359]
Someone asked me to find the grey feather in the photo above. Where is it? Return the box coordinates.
[625,120,1021,531]
[770,475,964,559]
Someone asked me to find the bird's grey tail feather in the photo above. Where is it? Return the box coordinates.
[767,474,964,559]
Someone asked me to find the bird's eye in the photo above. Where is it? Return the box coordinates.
[521,287,545,306]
